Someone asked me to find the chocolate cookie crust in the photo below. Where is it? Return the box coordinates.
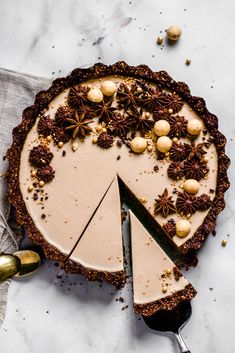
[134,283,197,316]
[6,62,230,269]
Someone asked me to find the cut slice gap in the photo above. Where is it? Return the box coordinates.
[129,210,196,316]
[65,175,125,289]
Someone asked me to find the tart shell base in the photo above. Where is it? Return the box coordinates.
[134,283,197,316]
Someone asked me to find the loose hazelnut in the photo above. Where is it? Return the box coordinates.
[39,180,45,188]
[157,36,164,45]
[176,220,191,238]
[183,179,200,194]
[145,112,151,118]
[92,137,98,144]
[156,136,172,153]
[130,137,147,153]
[46,136,52,142]
[166,268,172,275]
[31,170,37,177]
[166,25,182,41]
[168,108,173,114]
[221,240,227,247]
[185,58,191,65]
[87,88,103,103]
[154,120,170,136]
[58,141,64,148]
[101,81,116,96]
[187,119,202,135]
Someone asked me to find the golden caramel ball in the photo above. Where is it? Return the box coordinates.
[101,81,117,96]
[187,119,202,135]
[131,137,147,153]
[156,136,172,153]
[87,88,103,103]
[176,220,191,238]
[154,120,170,136]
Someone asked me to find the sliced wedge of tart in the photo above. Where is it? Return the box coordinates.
[65,176,125,288]
[129,210,196,316]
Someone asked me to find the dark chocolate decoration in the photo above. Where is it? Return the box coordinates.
[97,132,114,149]
[127,107,155,132]
[184,160,209,181]
[168,115,188,138]
[154,188,176,218]
[37,116,54,137]
[54,106,75,127]
[67,85,89,109]
[37,165,55,183]
[77,104,96,119]
[167,162,184,180]
[188,141,207,160]
[163,219,176,238]
[29,145,54,167]
[65,111,93,139]
[197,194,212,211]
[109,113,132,137]
[167,92,184,113]
[170,142,191,161]
[95,99,116,123]
[52,126,70,144]
[153,107,172,121]
[176,192,198,215]
[142,87,172,112]
[116,83,142,110]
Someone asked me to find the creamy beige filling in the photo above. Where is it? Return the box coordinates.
[130,210,189,305]
[69,176,123,272]
[19,75,218,267]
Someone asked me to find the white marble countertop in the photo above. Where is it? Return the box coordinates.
[0,0,234,352]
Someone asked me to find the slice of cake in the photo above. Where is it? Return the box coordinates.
[129,210,196,316]
[65,176,125,288]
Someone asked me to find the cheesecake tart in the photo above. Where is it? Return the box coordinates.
[129,211,196,316]
[7,62,230,290]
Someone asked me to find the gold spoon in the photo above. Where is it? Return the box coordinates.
[13,250,41,277]
[0,250,41,282]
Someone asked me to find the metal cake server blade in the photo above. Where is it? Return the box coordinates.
[143,301,192,353]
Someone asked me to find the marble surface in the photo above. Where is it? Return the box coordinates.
[0,0,235,352]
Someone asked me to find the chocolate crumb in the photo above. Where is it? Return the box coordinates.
[117,155,121,160]
[41,213,46,219]
[116,140,122,148]
[33,192,38,200]
[62,151,66,157]
[153,165,159,173]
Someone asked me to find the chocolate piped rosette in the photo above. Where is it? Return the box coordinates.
[7,62,229,313]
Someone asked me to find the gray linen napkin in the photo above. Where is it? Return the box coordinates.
[0,68,50,326]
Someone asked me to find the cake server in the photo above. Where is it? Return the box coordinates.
[143,300,192,353]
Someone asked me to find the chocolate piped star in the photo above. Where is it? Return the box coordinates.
[176,192,199,215]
